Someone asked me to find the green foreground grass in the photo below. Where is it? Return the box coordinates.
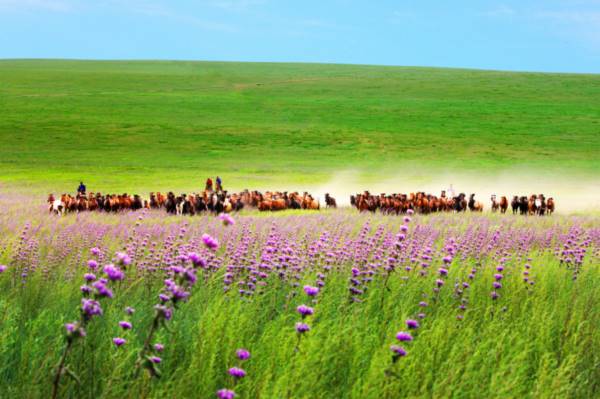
[2,257,597,398]
[1,60,599,193]
[0,210,598,398]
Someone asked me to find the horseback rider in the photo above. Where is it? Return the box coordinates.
[205,178,213,192]
[77,181,86,195]
[216,176,223,192]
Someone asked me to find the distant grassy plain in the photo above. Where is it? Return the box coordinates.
[1,59,599,194]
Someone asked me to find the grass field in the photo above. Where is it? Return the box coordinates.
[0,206,598,398]
[1,59,599,193]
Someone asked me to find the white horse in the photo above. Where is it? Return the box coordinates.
[50,199,65,215]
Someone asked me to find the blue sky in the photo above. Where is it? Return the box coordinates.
[1,0,599,72]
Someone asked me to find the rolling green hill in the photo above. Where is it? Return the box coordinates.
[1,59,599,192]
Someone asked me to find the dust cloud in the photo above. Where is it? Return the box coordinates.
[297,169,600,213]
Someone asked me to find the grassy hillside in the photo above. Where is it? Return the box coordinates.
[1,59,599,192]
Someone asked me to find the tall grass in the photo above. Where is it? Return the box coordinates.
[0,206,598,398]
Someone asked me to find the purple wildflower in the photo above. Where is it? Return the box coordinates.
[406,319,419,329]
[217,389,236,399]
[295,322,310,333]
[297,304,314,317]
[103,264,124,281]
[395,332,413,342]
[202,234,219,250]
[236,349,250,360]
[118,321,132,330]
[219,213,235,226]
[303,285,319,296]
[228,367,246,379]
[81,298,103,317]
[390,345,407,356]
[87,260,98,270]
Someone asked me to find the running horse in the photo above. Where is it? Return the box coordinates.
[468,194,484,212]
[491,195,499,213]
[499,196,508,214]
[324,193,337,208]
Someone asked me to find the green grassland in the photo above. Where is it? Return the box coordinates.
[1,59,599,193]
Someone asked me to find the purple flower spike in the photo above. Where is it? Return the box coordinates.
[494,273,504,281]
[236,349,250,360]
[202,234,219,250]
[188,252,206,267]
[149,356,162,364]
[395,331,413,342]
[87,260,98,270]
[219,213,235,226]
[217,389,236,399]
[406,319,419,329]
[228,367,246,378]
[118,321,132,330]
[303,285,319,296]
[0,265,7,273]
[116,252,131,266]
[159,293,170,302]
[81,299,103,317]
[295,322,310,333]
[297,304,314,317]
[390,345,407,356]
[113,337,126,347]
[103,264,124,281]
[154,343,164,352]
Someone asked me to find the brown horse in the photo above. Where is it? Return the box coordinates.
[491,195,499,212]
[547,198,555,215]
[325,193,337,208]
[499,196,508,214]
[468,194,483,212]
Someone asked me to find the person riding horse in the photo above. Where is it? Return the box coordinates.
[205,178,213,192]
[216,176,223,192]
[77,182,86,195]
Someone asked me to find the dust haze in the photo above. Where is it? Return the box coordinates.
[289,169,600,213]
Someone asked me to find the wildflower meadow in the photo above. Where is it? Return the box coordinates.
[0,198,598,398]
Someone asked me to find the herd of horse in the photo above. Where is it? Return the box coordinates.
[46,190,323,215]
[350,191,555,215]
[46,189,555,216]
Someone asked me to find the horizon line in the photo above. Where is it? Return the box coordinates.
[1,57,599,76]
